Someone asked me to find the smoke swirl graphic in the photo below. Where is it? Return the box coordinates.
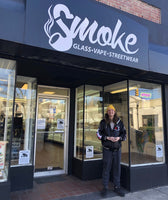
[44,5,54,38]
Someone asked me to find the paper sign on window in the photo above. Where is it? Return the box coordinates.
[37,118,46,130]
[156,145,163,158]
[86,146,94,158]
[19,150,30,165]
[57,119,64,129]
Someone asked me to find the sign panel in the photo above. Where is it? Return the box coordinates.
[37,118,46,130]
[57,119,64,129]
[86,146,94,158]
[156,144,163,158]
[25,0,148,70]
[140,92,152,99]
[19,150,30,165]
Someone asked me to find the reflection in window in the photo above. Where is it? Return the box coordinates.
[74,81,165,166]
[11,76,37,166]
[104,81,128,165]
[84,85,103,160]
[74,85,103,160]
[38,86,69,96]
[35,97,66,171]
[75,83,128,161]
[129,81,164,165]
[0,58,16,182]
[74,86,84,159]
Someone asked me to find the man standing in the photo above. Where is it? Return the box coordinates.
[97,105,126,197]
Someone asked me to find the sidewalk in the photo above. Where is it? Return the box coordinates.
[10,175,168,200]
[103,186,168,200]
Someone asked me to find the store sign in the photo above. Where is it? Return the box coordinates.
[25,0,148,69]
[44,4,139,55]
[140,92,152,99]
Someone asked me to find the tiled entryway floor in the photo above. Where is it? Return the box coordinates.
[10,175,106,200]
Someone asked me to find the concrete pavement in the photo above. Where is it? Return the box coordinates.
[11,175,168,200]
[102,185,168,200]
[58,185,168,200]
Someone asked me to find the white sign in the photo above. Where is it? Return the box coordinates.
[57,119,64,129]
[37,118,46,130]
[0,141,7,170]
[86,146,94,158]
[156,145,163,158]
[44,4,139,55]
[19,150,30,165]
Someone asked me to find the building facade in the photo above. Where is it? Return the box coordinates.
[0,0,168,199]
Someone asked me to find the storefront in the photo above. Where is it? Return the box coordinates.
[0,0,168,199]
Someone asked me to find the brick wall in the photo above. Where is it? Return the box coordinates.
[96,0,161,24]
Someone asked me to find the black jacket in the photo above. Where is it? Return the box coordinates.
[97,118,126,150]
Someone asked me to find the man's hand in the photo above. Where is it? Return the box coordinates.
[107,137,120,142]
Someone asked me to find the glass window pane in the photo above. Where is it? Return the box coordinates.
[129,80,165,165]
[11,76,37,166]
[38,86,69,96]
[0,58,16,182]
[84,85,103,160]
[35,97,66,171]
[104,81,129,165]
[74,86,84,159]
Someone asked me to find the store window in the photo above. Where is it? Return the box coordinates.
[11,76,37,166]
[74,85,103,160]
[84,85,103,160]
[74,81,165,166]
[74,83,128,161]
[0,58,16,182]
[104,81,129,165]
[38,86,69,96]
[129,80,165,165]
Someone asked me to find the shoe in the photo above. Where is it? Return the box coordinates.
[114,187,125,197]
[101,187,107,197]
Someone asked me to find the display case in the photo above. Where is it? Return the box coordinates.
[74,85,103,161]
[11,76,37,166]
[10,76,37,192]
[73,85,103,180]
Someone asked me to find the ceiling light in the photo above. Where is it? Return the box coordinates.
[111,87,137,94]
[43,91,55,95]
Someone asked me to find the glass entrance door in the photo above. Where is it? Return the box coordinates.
[35,96,68,175]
